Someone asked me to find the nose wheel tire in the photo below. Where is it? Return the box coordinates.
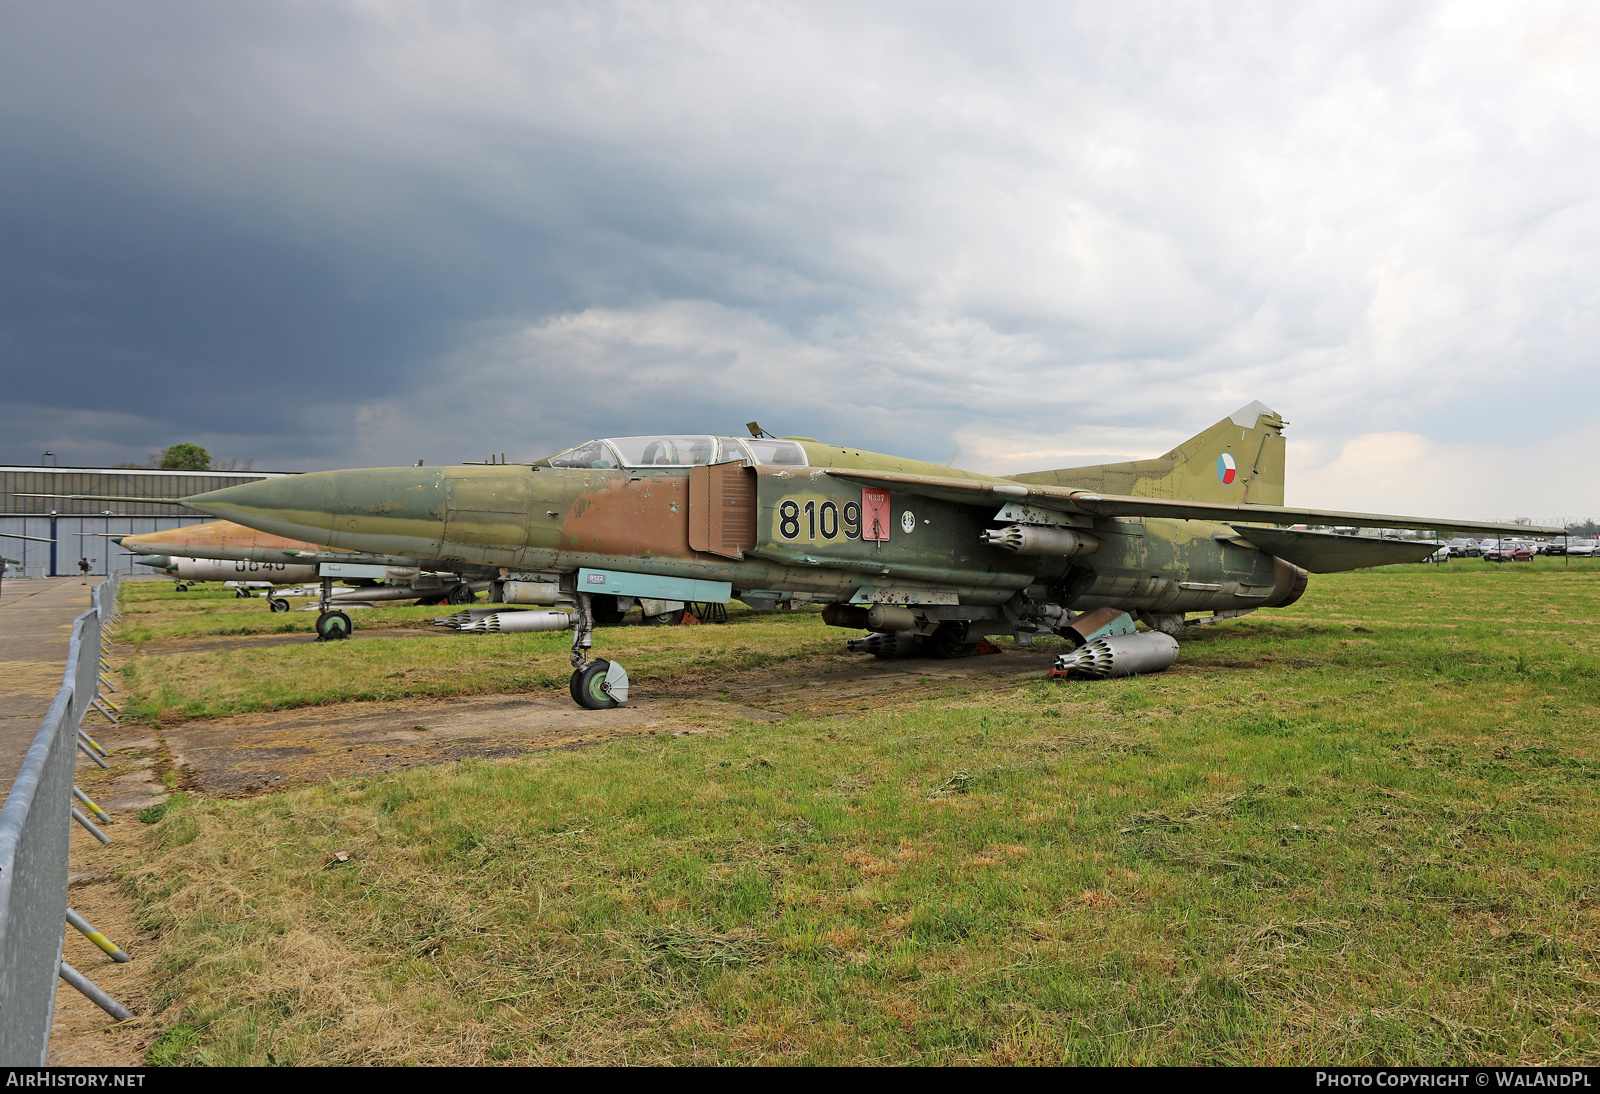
[315,609,353,641]
[571,660,619,709]
[269,597,290,613]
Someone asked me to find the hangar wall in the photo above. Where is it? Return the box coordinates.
[0,465,288,577]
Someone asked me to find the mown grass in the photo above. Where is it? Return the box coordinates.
[117,582,458,643]
[114,582,843,722]
[113,562,1600,1064]
[115,559,1600,724]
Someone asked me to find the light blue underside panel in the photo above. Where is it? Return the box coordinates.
[318,562,391,580]
[578,568,732,603]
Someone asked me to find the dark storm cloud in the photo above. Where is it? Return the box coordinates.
[0,1,1595,516]
[0,0,887,464]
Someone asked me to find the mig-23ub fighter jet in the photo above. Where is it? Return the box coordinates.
[115,520,493,612]
[179,402,1558,707]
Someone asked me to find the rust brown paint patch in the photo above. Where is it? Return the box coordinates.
[562,475,692,558]
[122,519,320,555]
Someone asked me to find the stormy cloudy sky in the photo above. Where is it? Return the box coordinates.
[1,1,1595,520]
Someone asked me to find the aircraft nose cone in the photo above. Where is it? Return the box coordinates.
[186,474,337,545]
[186,467,460,558]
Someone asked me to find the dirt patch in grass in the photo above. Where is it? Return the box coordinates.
[137,628,455,654]
[165,693,789,795]
[157,650,1068,795]
[648,649,1061,714]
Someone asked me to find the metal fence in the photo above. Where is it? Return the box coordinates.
[0,573,130,1064]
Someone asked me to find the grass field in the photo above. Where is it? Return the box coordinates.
[101,562,1600,1064]
[114,582,849,723]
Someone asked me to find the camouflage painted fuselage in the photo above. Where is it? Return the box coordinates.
[187,438,1305,616]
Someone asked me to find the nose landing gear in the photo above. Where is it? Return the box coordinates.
[568,592,630,709]
[313,576,352,641]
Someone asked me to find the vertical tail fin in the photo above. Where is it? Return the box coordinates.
[1010,401,1287,504]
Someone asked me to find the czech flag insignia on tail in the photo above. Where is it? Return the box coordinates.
[1217,453,1237,485]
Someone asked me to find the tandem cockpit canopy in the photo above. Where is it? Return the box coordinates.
[543,435,808,470]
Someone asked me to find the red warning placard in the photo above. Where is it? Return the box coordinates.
[861,488,891,541]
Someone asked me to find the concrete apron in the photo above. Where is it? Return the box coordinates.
[0,577,100,794]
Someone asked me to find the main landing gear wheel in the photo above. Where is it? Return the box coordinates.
[269,597,290,613]
[570,660,621,709]
[930,621,979,660]
[315,609,353,641]
[647,608,686,626]
[447,584,475,605]
[234,587,250,599]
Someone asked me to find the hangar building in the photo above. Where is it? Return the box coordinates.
[1,465,288,577]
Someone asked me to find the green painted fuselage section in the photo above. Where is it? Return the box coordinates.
[187,438,1299,614]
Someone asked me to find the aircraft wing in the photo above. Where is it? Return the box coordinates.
[1221,526,1442,572]
[821,468,1564,537]
[0,531,56,543]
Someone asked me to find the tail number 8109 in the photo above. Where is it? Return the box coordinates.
[778,499,860,541]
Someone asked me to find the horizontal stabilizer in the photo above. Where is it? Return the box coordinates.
[1228,525,1440,573]
[820,468,1564,537]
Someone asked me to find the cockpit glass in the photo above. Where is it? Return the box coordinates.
[547,440,619,469]
[607,436,720,467]
[548,436,810,469]
[742,439,808,466]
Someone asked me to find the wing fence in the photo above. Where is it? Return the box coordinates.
[0,573,129,1064]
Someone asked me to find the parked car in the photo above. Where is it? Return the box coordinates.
[1447,538,1482,558]
[1484,540,1536,562]
[1566,539,1600,558]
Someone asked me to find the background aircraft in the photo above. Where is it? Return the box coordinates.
[0,529,54,594]
[181,402,1557,707]
[116,518,486,607]
[116,520,492,609]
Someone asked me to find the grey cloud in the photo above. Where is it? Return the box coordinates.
[0,1,1593,520]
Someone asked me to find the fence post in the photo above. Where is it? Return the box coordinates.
[71,787,112,826]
